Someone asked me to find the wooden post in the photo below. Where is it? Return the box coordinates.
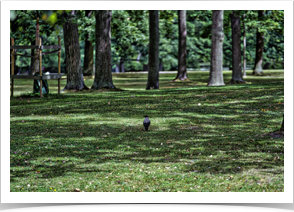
[11,38,15,97]
[39,38,42,98]
[58,36,61,94]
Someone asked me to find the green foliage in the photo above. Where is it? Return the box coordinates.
[77,11,95,43]
[111,10,149,60]
[10,10,284,72]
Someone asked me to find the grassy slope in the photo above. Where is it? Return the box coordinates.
[10,70,284,192]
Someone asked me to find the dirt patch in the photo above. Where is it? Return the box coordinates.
[258,130,284,138]
[267,131,284,138]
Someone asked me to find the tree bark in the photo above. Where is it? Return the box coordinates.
[253,10,265,75]
[207,10,225,86]
[242,14,247,78]
[119,59,125,72]
[230,11,245,84]
[63,18,89,91]
[30,40,39,75]
[92,10,115,89]
[174,10,188,81]
[83,38,94,76]
[83,10,94,76]
[146,10,159,90]
[280,115,284,132]
[30,18,40,76]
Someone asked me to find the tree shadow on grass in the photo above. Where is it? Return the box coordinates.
[10,82,284,181]
[10,117,284,179]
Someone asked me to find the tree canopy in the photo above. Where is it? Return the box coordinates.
[10,10,284,73]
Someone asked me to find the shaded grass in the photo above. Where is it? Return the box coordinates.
[10,69,284,96]
[10,70,284,192]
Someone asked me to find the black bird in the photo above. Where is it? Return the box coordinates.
[143,115,150,131]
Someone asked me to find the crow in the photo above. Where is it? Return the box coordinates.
[143,115,150,131]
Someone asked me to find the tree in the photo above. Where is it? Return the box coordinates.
[31,16,40,76]
[207,10,225,86]
[92,10,115,89]
[158,10,178,71]
[185,10,212,70]
[280,115,284,132]
[111,10,149,72]
[252,10,265,75]
[82,10,94,76]
[174,10,188,81]
[242,13,247,77]
[10,10,47,75]
[10,12,20,75]
[146,10,159,90]
[229,11,245,84]
[63,10,89,91]
[236,10,284,74]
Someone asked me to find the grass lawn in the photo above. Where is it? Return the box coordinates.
[10,70,284,192]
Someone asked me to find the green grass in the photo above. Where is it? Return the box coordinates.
[10,70,284,192]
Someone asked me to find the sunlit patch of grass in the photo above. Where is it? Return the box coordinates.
[10,70,284,192]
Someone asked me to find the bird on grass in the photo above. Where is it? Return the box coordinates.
[143,115,150,131]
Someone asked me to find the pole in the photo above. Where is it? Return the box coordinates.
[58,36,61,94]
[39,38,42,98]
[11,38,15,97]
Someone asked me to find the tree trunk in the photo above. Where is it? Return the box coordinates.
[253,10,265,75]
[30,41,39,75]
[280,115,284,132]
[83,10,94,76]
[31,50,39,76]
[83,38,94,76]
[63,19,89,90]
[207,10,225,86]
[230,11,244,84]
[31,18,40,75]
[10,44,19,75]
[174,10,188,81]
[92,10,115,89]
[119,59,125,72]
[243,14,247,78]
[146,10,159,90]
[243,30,246,77]
[143,64,148,71]
[159,62,163,71]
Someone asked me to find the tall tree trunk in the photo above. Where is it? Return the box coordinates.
[146,10,159,90]
[174,10,188,81]
[119,59,125,72]
[83,10,94,76]
[63,16,89,91]
[230,11,244,84]
[10,42,19,75]
[207,10,225,86]
[242,14,247,78]
[92,10,115,89]
[10,17,20,75]
[31,18,40,76]
[280,115,284,132]
[83,38,94,75]
[253,10,265,75]
[30,41,39,75]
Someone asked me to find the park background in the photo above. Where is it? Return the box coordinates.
[1,1,293,202]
